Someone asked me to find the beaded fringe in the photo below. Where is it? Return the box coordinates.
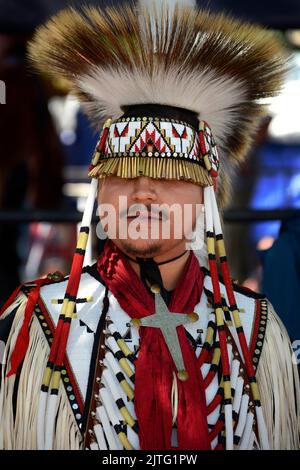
[0,294,82,450]
[88,157,213,186]
[0,293,27,449]
[256,302,300,449]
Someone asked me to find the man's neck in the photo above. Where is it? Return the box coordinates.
[126,245,190,291]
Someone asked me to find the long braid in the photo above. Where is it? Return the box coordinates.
[208,186,270,449]
[37,178,98,449]
[204,186,234,450]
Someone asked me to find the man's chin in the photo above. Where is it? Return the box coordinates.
[115,239,164,258]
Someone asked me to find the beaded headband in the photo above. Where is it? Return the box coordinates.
[88,117,219,186]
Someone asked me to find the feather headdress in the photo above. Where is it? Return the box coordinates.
[28,2,287,204]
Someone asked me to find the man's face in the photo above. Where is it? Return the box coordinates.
[97,175,203,258]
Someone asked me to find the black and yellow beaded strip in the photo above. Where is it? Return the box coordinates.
[214,231,263,411]
[42,226,90,399]
[34,301,84,429]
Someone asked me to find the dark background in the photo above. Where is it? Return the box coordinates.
[1,0,300,33]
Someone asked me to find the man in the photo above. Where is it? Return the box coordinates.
[0,2,299,450]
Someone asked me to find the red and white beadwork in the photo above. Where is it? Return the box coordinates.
[91,117,220,177]
[104,118,200,160]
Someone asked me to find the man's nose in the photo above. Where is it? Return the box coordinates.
[131,176,158,202]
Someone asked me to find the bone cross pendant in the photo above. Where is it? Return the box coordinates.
[132,284,198,381]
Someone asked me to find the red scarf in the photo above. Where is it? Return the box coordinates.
[97,240,210,450]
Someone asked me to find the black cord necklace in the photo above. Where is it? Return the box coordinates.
[123,250,188,304]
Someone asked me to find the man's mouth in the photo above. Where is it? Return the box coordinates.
[126,212,162,221]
